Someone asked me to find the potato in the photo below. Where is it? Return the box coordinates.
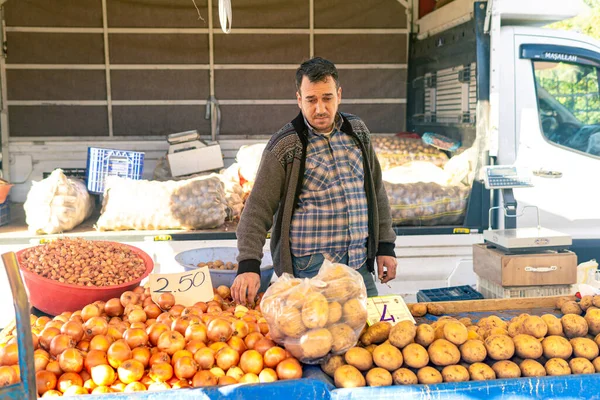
[286,285,313,308]
[570,337,600,360]
[441,365,470,382]
[372,343,403,371]
[323,277,359,303]
[561,301,582,316]
[364,344,377,354]
[519,359,547,377]
[459,318,472,327]
[542,336,573,359]
[417,366,443,384]
[321,354,345,377]
[428,339,460,366]
[541,314,563,336]
[593,296,600,308]
[427,303,445,316]
[278,306,307,338]
[402,343,429,369]
[581,296,594,311]
[513,334,543,359]
[480,327,508,340]
[492,360,521,379]
[459,339,487,363]
[467,330,481,341]
[569,357,595,374]
[284,341,305,359]
[415,324,435,347]
[392,368,418,385]
[562,314,589,338]
[360,322,391,346]
[327,301,342,325]
[556,297,571,309]
[593,356,600,372]
[300,328,333,359]
[389,320,417,349]
[484,335,515,360]
[545,358,571,376]
[365,367,393,387]
[434,322,448,341]
[410,304,427,317]
[342,299,367,329]
[522,316,548,339]
[344,347,373,371]
[443,321,468,346]
[478,316,508,331]
[328,323,357,354]
[585,308,600,336]
[468,362,496,381]
[334,364,366,388]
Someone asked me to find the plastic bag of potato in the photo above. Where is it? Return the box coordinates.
[96,174,227,231]
[260,260,367,364]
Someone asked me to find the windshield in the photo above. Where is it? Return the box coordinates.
[533,60,600,157]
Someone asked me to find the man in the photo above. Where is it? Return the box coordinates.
[231,57,397,305]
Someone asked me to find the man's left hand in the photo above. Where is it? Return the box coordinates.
[376,255,397,284]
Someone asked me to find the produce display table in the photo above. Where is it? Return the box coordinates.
[2,243,598,400]
[305,296,599,400]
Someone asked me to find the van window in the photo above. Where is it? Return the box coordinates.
[533,61,600,157]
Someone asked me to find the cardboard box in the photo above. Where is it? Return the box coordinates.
[167,142,224,177]
[473,243,577,287]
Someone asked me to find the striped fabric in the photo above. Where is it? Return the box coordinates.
[290,113,369,269]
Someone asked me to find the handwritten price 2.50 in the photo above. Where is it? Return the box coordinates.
[154,270,206,293]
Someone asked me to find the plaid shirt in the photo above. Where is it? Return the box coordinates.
[290,113,369,269]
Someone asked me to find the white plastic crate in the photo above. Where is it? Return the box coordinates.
[477,275,572,299]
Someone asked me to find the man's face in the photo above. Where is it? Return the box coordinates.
[296,75,342,133]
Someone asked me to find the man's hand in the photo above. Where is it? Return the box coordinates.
[376,255,397,284]
[231,272,261,305]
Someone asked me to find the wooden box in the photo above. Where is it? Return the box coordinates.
[473,244,577,287]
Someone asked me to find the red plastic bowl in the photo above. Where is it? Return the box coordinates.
[16,242,154,316]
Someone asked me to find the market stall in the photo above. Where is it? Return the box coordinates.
[2,240,600,400]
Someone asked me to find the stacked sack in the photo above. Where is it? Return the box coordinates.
[260,260,367,364]
[96,174,227,231]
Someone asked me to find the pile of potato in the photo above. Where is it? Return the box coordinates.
[324,299,600,388]
[196,260,238,271]
[371,136,449,171]
[260,262,367,364]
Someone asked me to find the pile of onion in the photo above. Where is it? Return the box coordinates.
[0,285,303,396]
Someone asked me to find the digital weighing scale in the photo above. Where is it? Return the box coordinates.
[482,165,572,254]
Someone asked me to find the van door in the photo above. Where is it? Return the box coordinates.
[508,31,600,238]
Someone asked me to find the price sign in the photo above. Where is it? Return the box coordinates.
[149,267,213,306]
[366,295,415,326]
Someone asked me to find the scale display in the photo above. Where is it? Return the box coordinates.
[484,166,534,189]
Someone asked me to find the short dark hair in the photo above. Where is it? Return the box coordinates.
[295,57,339,92]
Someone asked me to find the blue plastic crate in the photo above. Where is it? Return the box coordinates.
[417,285,483,302]
[86,147,144,194]
[0,202,9,227]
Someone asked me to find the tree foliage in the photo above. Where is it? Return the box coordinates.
[548,0,600,39]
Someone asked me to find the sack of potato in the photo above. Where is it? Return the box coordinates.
[384,181,470,226]
[260,260,367,364]
[96,174,227,231]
